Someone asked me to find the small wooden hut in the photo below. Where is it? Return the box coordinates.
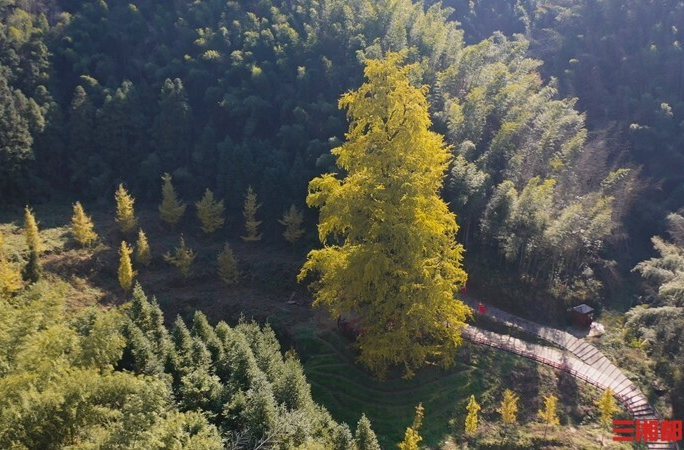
[571,304,594,328]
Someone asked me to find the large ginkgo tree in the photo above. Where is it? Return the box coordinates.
[299,52,471,378]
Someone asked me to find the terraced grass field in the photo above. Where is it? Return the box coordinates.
[295,325,544,448]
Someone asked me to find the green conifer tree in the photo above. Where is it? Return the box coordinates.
[217,244,239,285]
[196,189,225,234]
[279,204,305,244]
[241,186,262,242]
[355,414,381,450]
[159,173,186,226]
[164,236,196,278]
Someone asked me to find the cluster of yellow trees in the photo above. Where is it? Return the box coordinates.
[395,387,618,448]
[2,175,306,294]
[110,176,305,291]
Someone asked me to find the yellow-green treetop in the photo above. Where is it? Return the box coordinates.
[71,201,98,246]
[297,52,469,378]
[158,173,186,226]
[115,184,137,234]
[196,189,225,234]
[164,236,196,278]
[241,186,262,241]
[24,206,41,253]
[279,204,305,244]
[0,254,22,297]
[596,388,617,428]
[538,394,560,427]
[398,403,424,450]
[217,243,239,285]
[134,228,151,267]
[498,389,519,425]
[118,241,136,292]
[465,395,481,435]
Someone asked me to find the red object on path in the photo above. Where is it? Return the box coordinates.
[477,303,487,314]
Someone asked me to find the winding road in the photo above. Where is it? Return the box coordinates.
[461,298,679,450]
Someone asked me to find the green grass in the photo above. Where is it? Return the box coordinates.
[296,325,552,448]
[296,325,634,449]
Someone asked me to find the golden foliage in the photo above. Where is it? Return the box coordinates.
[498,389,519,425]
[538,394,560,427]
[24,206,41,253]
[195,189,225,234]
[398,403,424,450]
[0,253,22,297]
[134,229,151,267]
[298,52,469,378]
[118,241,136,292]
[465,395,481,435]
[596,388,617,428]
[71,202,98,246]
[115,184,137,234]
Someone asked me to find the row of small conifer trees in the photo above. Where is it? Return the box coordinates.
[0,174,307,294]
[397,387,618,449]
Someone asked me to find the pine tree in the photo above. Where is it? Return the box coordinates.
[118,241,136,292]
[355,414,381,450]
[538,394,560,439]
[71,201,98,246]
[332,423,355,450]
[398,403,424,450]
[298,52,469,378]
[159,173,186,226]
[465,395,481,435]
[217,244,239,285]
[241,186,262,242]
[195,189,225,234]
[279,204,305,244]
[115,184,138,234]
[135,229,152,267]
[22,207,42,282]
[164,236,196,278]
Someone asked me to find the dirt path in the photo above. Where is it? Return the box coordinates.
[461,298,678,450]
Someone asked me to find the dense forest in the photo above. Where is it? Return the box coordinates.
[1,0,684,447]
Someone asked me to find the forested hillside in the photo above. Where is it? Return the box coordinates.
[437,0,684,251]
[2,0,683,447]
[1,0,641,308]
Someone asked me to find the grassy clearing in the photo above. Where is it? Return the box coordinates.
[296,324,629,449]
